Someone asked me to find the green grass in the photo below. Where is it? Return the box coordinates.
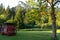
[0,30,60,40]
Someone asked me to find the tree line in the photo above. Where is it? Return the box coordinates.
[0,0,60,29]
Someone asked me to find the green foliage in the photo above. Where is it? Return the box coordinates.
[0,0,60,29]
[0,3,5,15]
[14,4,21,29]
[14,5,21,22]
[5,6,11,20]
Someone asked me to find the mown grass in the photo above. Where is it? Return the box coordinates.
[0,29,60,40]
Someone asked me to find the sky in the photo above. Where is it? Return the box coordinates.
[0,0,60,9]
[0,0,26,8]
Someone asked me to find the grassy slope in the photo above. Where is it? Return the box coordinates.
[0,30,60,40]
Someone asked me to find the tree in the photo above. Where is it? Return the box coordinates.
[6,7,16,23]
[51,1,56,39]
[14,4,21,29]
[0,3,6,23]
[14,4,26,29]
[10,7,16,20]
[5,6,11,21]
[0,3,5,15]
[44,0,60,39]
[25,0,48,29]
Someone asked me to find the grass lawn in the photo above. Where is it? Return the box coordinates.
[0,29,60,40]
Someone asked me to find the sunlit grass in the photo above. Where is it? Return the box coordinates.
[57,29,60,33]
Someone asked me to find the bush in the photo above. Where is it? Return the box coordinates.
[46,24,52,29]
[20,28,51,31]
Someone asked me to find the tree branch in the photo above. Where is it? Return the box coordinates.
[54,1,60,6]
[44,0,51,5]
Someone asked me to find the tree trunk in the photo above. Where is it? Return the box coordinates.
[51,0,57,39]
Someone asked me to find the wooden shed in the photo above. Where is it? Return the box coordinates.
[1,23,16,36]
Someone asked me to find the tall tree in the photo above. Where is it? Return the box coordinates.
[14,4,26,29]
[45,0,60,39]
[25,0,48,28]
[14,4,21,29]
[0,3,5,15]
[10,7,16,21]
[51,0,56,39]
[5,6,11,21]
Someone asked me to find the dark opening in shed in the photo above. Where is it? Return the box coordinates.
[1,23,16,36]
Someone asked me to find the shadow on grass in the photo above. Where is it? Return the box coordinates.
[0,31,60,40]
[17,31,52,40]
